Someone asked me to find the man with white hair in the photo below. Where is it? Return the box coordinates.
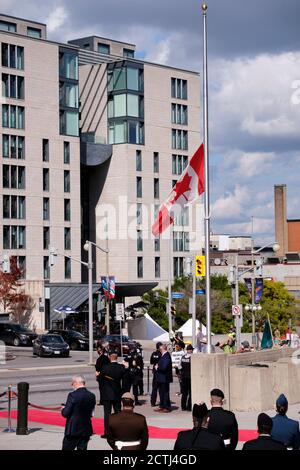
[61,375,96,450]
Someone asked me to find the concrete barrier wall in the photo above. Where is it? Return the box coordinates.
[191,348,300,411]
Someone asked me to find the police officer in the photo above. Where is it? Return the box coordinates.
[207,388,239,450]
[180,344,193,411]
[129,348,144,405]
[95,341,110,405]
[271,394,300,449]
[150,342,162,407]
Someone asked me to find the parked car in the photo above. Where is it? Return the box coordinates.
[0,323,37,346]
[99,334,143,356]
[33,335,70,357]
[48,329,89,351]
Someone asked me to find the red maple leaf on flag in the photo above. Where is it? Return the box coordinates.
[170,172,192,204]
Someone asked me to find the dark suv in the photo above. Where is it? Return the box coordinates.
[99,335,143,356]
[48,329,89,351]
[0,323,37,346]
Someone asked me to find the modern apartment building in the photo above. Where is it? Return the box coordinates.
[0,13,202,330]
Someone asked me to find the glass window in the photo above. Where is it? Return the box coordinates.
[10,105,16,128]
[137,230,143,251]
[127,67,139,91]
[128,121,142,144]
[18,136,25,159]
[11,196,17,218]
[2,104,9,127]
[154,236,160,252]
[171,78,176,98]
[3,165,9,187]
[2,43,8,67]
[17,106,25,129]
[59,52,78,80]
[10,75,16,98]
[3,134,9,158]
[27,27,42,38]
[3,195,10,218]
[11,165,17,188]
[136,203,142,225]
[60,82,79,108]
[0,21,16,32]
[42,139,49,162]
[18,226,26,249]
[137,257,143,278]
[17,47,24,70]
[43,198,49,220]
[113,68,126,90]
[60,110,79,136]
[136,150,142,171]
[18,196,25,219]
[9,45,16,69]
[10,135,16,158]
[64,170,70,193]
[98,43,110,55]
[65,257,71,279]
[64,142,70,164]
[18,166,25,189]
[43,168,49,191]
[123,48,134,58]
[114,94,126,117]
[2,74,9,97]
[153,152,159,173]
[43,227,50,250]
[3,226,10,249]
[64,199,71,221]
[17,76,24,99]
[154,178,159,199]
[136,176,142,198]
[155,257,160,278]
[127,94,139,117]
[114,122,126,144]
[44,257,50,280]
[64,227,71,250]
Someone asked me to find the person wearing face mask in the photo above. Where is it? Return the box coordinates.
[61,375,96,451]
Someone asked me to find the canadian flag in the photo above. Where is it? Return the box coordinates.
[152,144,205,236]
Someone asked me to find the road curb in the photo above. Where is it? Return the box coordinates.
[0,363,94,377]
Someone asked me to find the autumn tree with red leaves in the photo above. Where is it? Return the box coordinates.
[0,257,34,324]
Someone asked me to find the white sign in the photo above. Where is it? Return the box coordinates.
[115,303,125,321]
[232,304,243,316]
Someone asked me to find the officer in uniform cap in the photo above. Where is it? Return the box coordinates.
[207,388,239,450]
[107,392,149,451]
[271,394,300,449]
[174,403,225,450]
[180,344,194,411]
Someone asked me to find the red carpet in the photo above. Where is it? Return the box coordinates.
[0,410,257,441]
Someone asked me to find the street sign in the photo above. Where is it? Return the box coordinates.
[232,304,243,316]
[196,289,205,295]
[115,303,125,321]
[172,292,185,299]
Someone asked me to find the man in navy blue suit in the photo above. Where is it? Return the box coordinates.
[154,344,173,413]
[61,375,96,450]
[271,394,300,449]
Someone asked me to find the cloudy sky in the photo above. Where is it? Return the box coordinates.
[2,0,300,243]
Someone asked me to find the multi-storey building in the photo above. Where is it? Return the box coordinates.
[0,14,201,330]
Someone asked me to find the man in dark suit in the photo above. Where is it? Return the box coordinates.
[243,413,287,450]
[271,394,300,449]
[174,403,225,450]
[61,375,96,450]
[107,392,149,450]
[150,342,162,407]
[95,341,110,405]
[101,352,125,438]
[207,388,239,450]
[154,344,173,413]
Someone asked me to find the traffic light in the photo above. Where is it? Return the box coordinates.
[195,255,205,278]
[171,304,176,316]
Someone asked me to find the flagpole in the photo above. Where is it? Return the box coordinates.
[168,226,173,339]
[202,3,212,353]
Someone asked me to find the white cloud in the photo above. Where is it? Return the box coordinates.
[46,5,68,33]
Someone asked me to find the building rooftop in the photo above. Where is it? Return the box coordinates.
[69,35,136,48]
[0,12,46,26]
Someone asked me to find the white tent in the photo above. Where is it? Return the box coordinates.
[128,313,167,341]
[152,331,170,343]
[177,319,212,338]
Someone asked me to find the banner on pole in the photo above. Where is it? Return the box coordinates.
[244,278,252,299]
[255,278,263,304]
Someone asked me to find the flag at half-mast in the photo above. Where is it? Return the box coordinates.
[152,144,205,236]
